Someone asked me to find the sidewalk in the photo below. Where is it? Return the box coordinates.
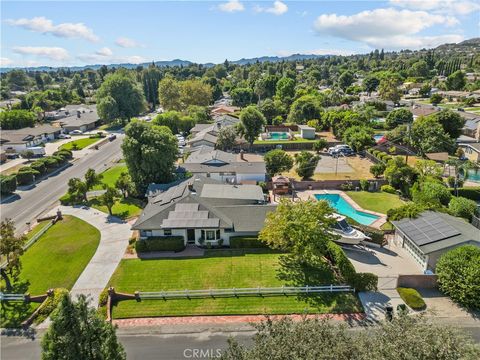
[54,205,132,305]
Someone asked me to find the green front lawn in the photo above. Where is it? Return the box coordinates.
[59,137,100,151]
[345,191,405,215]
[1,216,100,327]
[109,251,362,319]
[93,164,128,190]
[89,196,143,219]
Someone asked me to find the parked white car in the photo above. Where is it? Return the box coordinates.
[327,144,352,155]
[58,134,71,139]
[70,130,83,135]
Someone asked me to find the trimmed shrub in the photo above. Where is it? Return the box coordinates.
[397,287,426,310]
[452,187,480,201]
[59,193,76,205]
[16,168,40,185]
[351,273,378,291]
[359,179,369,191]
[30,161,46,175]
[230,236,269,249]
[0,174,17,194]
[135,236,185,253]
[39,156,60,171]
[381,184,396,194]
[53,149,73,160]
[448,196,477,220]
[326,241,356,282]
[34,288,69,324]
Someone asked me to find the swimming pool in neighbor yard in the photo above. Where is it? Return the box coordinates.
[268,132,289,140]
[314,193,380,226]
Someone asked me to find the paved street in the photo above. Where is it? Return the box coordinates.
[0,135,124,234]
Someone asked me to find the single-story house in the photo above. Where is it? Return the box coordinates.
[392,211,480,271]
[132,176,276,246]
[181,146,266,183]
[459,112,480,140]
[410,105,440,120]
[187,115,240,148]
[0,124,61,153]
[51,105,100,133]
[297,125,316,140]
[211,105,239,116]
[458,143,480,163]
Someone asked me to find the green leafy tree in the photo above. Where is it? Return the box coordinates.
[414,159,443,180]
[216,127,237,151]
[258,98,278,123]
[430,93,443,105]
[264,149,294,177]
[231,87,254,108]
[384,157,417,192]
[342,126,375,151]
[180,79,212,108]
[0,110,36,129]
[96,72,146,122]
[312,138,328,153]
[158,75,182,111]
[445,70,466,91]
[67,177,88,202]
[275,77,295,104]
[101,186,119,216]
[0,219,26,290]
[41,294,126,360]
[121,121,178,193]
[448,196,477,220]
[153,111,182,134]
[84,168,103,191]
[222,313,480,359]
[419,83,431,97]
[6,70,31,90]
[385,108,413,129]
[141,65,162,107]
[115,172,134,198]
[287,95,322,124]
[294,151,320,180]
[430,109,465,139]
[97,96,119,123]
[411,116,455,155]
[411,181,451,206]
[436,245,480,309]
[409,60,429,78]
[378,74,402,103]
[238,105,266,145]
[370,163,386,178]
[363,75,380,94]
[338,71,354,90]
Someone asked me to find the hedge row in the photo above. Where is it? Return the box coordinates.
[135,236,185,253]
[397,287,426,310]
[326,241,378,291]
[229,236,269,249]
[450,187,480,201]
[367,148,394,163]
[34,288,69,325]
[0,174,17,194]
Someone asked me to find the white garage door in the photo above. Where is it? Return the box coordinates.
[403,237,427,269]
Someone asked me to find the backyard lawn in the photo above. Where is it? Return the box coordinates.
[59,137,100,151]
[93,164,128,189]
[345,191,405,215]
[108,250,362,319]
[89,196,144,219]
[1,216,100,327]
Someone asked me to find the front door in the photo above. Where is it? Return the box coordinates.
[187,229,196,244]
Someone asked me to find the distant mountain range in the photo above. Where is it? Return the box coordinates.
[2,38,479,73]
[0,54,332,73]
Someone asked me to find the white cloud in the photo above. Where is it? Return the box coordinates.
[115,37,143,48]
[0,57,14,66]
[96,47,113,57]
[218,0,244,13]
[313,8,460,49]
[390,0,480,15]
[12,46,70,61]
[255,1,288,15]
[7,16,99,42]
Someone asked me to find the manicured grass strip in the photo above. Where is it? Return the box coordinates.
[345,191,405,215]
[1,215,100,327]
[254,138,316,144]
[93,164,128,190]
[397,287,426,310]
[109,253,362,319]
[89,196,143,219]
[59,137,100,151]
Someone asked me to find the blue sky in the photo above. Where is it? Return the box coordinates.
[1,1,479,67]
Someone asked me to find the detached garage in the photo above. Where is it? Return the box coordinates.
[392,211,480,271]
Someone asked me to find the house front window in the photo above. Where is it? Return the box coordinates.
[164,229,172,236]
[201,229,221,241]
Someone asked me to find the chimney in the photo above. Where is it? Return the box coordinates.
[77,110,81,118]
[240,149,245,161]
[188,184,194,192]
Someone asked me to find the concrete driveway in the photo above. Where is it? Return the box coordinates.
[315,155,353,174]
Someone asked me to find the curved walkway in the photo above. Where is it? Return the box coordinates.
[56,205,132,305]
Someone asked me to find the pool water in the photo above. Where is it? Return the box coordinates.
[464,168,480,183]
[314,194,380,226]
[268,132,289,140]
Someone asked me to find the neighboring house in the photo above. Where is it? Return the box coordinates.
[181,146,266,183]
[458,143,480,163]
[0,124,61,152]
[391,211,480,271]
[459,112,480,140]
[410,105,440,120]
[297,125,316,140]
[187,115,240,149]
[211,105,239,116]
[51,104,100,133]
[132,176,276,246]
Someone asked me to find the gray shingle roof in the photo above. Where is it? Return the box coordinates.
[392,211,480,254]
[0,124,60,144]
[185,147,236,165]
[181,161,266,175]
[201,184,264,201]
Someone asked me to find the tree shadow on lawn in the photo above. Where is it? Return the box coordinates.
[0,279,34,329]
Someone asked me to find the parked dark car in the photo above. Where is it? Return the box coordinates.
[108,134,116,141]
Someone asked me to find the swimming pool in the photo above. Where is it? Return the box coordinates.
[464,168,480,183]
[314,193,380,226]
[268,132,289,140]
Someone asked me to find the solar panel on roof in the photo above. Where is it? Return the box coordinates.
[175,203,199,211]
[398,213,460,246]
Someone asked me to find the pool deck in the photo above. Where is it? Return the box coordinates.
[296,190,387,229]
